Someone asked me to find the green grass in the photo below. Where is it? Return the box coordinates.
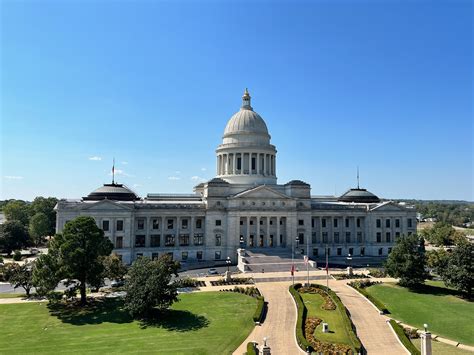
[411,339,472,355]
[300,292,352,346]
[0,293,26,298]
[365,281,474,346]
[0,292,257,354]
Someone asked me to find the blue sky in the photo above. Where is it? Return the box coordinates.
[1,0,472,201]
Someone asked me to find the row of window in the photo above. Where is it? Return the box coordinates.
[128,233,206,248]
[239,219,285,226]
[136,218,205,231]
[376,218,413,228]
[312,247,392,257]
[304,218,364,228]
[135,251,222,261]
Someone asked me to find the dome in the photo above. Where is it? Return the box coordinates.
[338,188,380,203]
[223,109,269,138]
[83,183,139,201]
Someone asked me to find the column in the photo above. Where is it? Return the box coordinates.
[233,153,236,175]
[256,216,261,246]
[249,153,252,175]
[273,154,276,176]
[145,217,151,247]
[276,217,280,247]
[160,216,164,247]
[246,216,250,247]
[256,153,260,175]
[190,216,195,246]
[266,217,270,247]
[177,216,181,247]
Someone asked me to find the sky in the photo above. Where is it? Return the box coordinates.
[1,0,472,201]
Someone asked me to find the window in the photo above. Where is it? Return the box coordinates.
[313,248,319,256]
[376,219,381,228]
[116,236,123,249]
[396,232,400,239]
[388,247,392,254]
[135,235,145,247]
[386,232,391,243]
[298,219,304,226]
[215,251,221,260]
[165,234,175,247]
[260,220,264,225]
[179,234,190,246]
[215,220,222,226]
[386,219,391,228]
[356,218,361,228]
[349,247,353,255]
[408,218,413,228]
[215,234,221,246]
[395,219,400,228]
[251,157,256,170]
[322,218,327,228]
[152,252,159,260]
[298,233,304,244]
[237,157,242,170]
[270,220,273,225]
[280,234,283,244]
[194,234,204,245]
[376,232,382,243]
[197,251,203,260]
[378,248,383,256]
[345,219,349,228]
[360,247,365,256]
[196,219,202,229]
[116,220,124,231]
[334,232,339,243]
[337,247,342,256]
[357,232,362,243]
[312,232,317,243]
[102,220,109,231]
[250,220,254,225]
[311,219,315,228]
[152,219,160,230]
[167,219,174,229]
[181,219,188,229]
[259,235,264,247]
[137,219,145,230]
[150,235,160,247]
[333,218,338,228]
[240,220,244,225]
[322,232,328,243]
[280,219,284,225]
[181,252,188,261]
[345,232,351,243]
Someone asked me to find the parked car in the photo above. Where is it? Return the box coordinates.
[207,268,218,275]
[111,280,125,288]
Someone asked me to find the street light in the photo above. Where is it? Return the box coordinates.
[226,256,231,272]
[347,253,352,268]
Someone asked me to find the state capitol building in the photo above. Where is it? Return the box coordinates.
[56,90,417,265]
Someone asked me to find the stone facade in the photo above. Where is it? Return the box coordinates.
[55,90,416,265]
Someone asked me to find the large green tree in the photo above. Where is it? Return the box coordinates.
[125,255,180,318]
[29,197,58,236]
[385,234,429,288]
[4,262,35,297]
[29,212,50,246]
[439,242,473,298]
[3,200,30,226]
[33,216,113,305]
[0,220,30,255]
[420,222,466,246]
[102,254,128,281]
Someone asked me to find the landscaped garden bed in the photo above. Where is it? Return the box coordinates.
[210,277,254,286]
[332,273,369,280]
[174,277,206,288]
[289,283,362,354]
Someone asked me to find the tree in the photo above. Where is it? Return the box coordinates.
[385,234,429,288]
[3,200,30,226]
[4,262,35,297]
[420,222,465,246]
[439,242,473,298]
[29,212,50,246]
[103,254,128,281]
[32,234,63,296]
[125,255,180,318]
[426,249,449,273]
[29,197,58,236]
[0,220,30,255]
[32,217,113,305]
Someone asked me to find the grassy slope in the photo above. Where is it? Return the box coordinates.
[411,339,471,355]
[365,282,474,345]
[300,292,352,346]
[0,292,256,354]
[0,293,25,298]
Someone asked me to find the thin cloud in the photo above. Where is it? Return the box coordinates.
[109,169,133,177]
[121,161,128,165]
[191,176,206,182]
[89,156,102,161]
[168,176,181,181]
[133,183,141,188]
[4,175,24,180]
[201,167,207,171]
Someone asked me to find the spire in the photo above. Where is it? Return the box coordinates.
[357,166,360,189]
[241,88,252,110]
[112,158,115,185]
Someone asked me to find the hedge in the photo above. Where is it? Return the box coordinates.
[253,296,265,323]
[289,283,314,352]
[389,319,420,355]
[246,342,258,355]
[349,284,389,314]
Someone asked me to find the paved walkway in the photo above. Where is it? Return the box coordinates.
[233,281,304,355]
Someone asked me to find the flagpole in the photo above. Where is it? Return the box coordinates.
[306,240,309,286]
[326,244,329,290]
[292,237,294,286]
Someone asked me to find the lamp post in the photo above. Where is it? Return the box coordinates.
[292,236,299,285]
[346,253,353,276]
[226,256,231,272]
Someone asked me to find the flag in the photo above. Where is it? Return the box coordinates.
[304,255,308,264]
[290,264,295,276]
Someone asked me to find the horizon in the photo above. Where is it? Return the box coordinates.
[1,1,472,201]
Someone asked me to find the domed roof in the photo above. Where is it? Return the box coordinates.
[338,188,380,203]
[83,183,139,201]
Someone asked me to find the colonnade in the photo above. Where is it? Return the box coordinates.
[217,152,276,176]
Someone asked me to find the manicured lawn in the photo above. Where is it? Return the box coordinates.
[300,292,352,346]
[365,282,474,345]
[411,339,471,355]
[0,293,25,298]
[0,292,257,354]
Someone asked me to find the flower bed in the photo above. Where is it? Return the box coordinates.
[332,273,370,280]
[210,277,254,286]
[174,277,206,288]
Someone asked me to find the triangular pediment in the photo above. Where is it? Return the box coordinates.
[231,185,292,200]
[370,201,410,212]
[81,199,134,211]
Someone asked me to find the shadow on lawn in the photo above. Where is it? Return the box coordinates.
[47,298,133,326]
[408,283,469,300]
[139,309,210,331]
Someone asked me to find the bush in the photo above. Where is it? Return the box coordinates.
[0,256,3,263]
[368,268,387,278]
[246,342,258,355]
[174,277,205,288]
[253,296,265,323]
[332,273,369,280]
[389,319,420,355]
[13,251,22,261]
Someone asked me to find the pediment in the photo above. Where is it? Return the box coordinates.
[81,200,134,211]
[370,201,409,212]
[231,185,292,200]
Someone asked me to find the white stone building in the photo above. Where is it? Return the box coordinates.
[55,89,416,265]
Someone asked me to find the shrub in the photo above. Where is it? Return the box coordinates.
[174,277,205,288]
[389,319,420,355]
[253,296,265,323]
[332,273,369,280]
[12,250,22,261]
[368,268,387,278]
[246,342,258,355]
[0,256,3,263]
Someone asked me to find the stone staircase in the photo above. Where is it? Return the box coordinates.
[239,248,317,273]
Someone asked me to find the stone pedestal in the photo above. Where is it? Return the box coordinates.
[421,331,432,355]
[347,266,353,276]
[322,323,329,333]
[224,271,232,282]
